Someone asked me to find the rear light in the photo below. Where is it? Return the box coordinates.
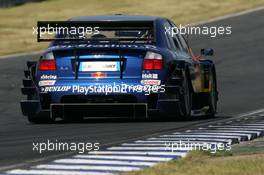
[91,72,107,78]
[143,51,163,70]
[38,60,56,71]
[38,52,56,71]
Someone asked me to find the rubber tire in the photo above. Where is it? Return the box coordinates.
[27,115,54,124]
[208,70,217,118]
[179,70,193,120]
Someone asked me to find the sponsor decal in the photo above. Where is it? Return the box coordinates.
[38,80,56,87]
[40,83,165,95]
[41,86,71,93]
[79,61,119,72]
[141,79,161,85]
[49,44,158,51]
[142,73,158,79]
[40,74,57,80]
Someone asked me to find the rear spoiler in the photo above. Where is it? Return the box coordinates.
[37,20,155,80]
[37,20,155,43]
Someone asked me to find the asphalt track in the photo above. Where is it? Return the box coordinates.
[0,9,264,170]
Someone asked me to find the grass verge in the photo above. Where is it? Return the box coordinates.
[1,0,264,56]
[123,137,264,175]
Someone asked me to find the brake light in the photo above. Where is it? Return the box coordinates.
[143,51,163,70]
[91,72,107,78]
[38,52,56,71]
[38,60,56,71]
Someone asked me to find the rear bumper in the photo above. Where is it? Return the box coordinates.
[20,100,41,116]
[20,100,148,119]
[40,79,162,103]
[20,100,49,117]
[51,103,148,119]
[20,79,182,119]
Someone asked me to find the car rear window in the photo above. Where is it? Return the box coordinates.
[37,21,155,45]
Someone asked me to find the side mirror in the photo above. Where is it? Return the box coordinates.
[201,48,214,56]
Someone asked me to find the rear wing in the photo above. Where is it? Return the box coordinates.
[37,20,155,80]
[37,21,155,43]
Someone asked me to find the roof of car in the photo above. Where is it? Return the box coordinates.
[70,15,164,21]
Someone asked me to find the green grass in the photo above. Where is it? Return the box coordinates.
[123,150,264,175]
[1,0,264,55]
[123,137,264,175]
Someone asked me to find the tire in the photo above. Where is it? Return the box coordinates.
[27,114,54,124]
[208,69,217,117]
[179,70,193,120]
[27,115,40,124]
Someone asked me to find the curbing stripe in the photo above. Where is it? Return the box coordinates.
[208,125,264,128]
[180,132,251,140]
[3,109,264,175]
[134,140,219,144]
[6,169,116,175]
[107,146,191,151]
[53,159,157,166]
[186,130,261,137]
[48,162,148,168]
[160,134,243,141]
[88,150,187,157]
[148,137,233,143]
[74,155,174,162]
[35,164,142,172]
[207,127,264,132]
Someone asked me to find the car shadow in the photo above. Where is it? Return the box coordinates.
[47,114,227,124]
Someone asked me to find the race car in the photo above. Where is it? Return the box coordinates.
[20,15,218,123]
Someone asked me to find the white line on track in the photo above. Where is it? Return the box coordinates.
[160,135,242,142]
[184,130,261,137]
[147,137,232,143]
[134,139,218,143]
[172,132,252,140]
[35,164,141,172]
[121,143,172,146]
[206,127,264,131]
[53,159,156,166]
[107,146,191,151]
[74,155,173,162]
[208,125,264,128]
[88,151,187,157]
[6,169,115,175]
[160,134,242,140]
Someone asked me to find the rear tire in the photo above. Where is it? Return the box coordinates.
[208,70,218,117]
[27,114,54,124]
[179,70,193,120]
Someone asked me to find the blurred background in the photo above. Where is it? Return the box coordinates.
[0,0,264,56]
[0,0,45,8]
